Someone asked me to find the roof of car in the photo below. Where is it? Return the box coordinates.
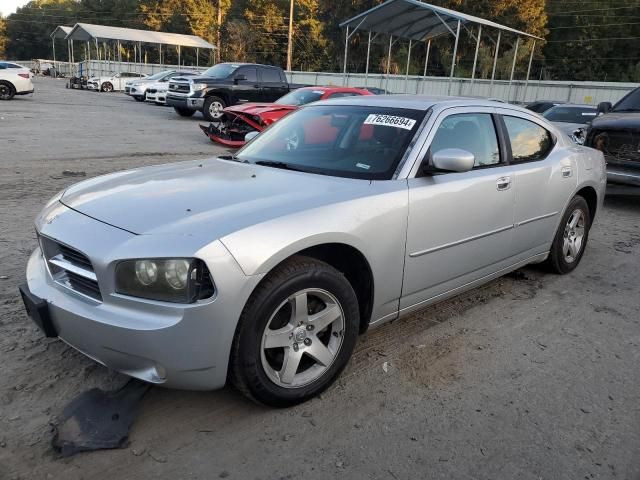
[313,94,512,111]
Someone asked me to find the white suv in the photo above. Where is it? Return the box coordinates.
[0,62,34,100]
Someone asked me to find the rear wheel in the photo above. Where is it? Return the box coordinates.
[203,96,226,122]
[101,82,113,93]
[0,81,16,100]
[230,256,360,407]
[546,195,591,274]
[174,107,195,117]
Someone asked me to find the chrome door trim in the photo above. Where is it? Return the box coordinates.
[408,224,515,258]
[515,211,558,227]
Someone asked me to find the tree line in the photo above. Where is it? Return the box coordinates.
[1,0,639,82]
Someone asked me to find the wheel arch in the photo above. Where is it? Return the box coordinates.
[575,185,598,223]
[205,90,229,105]
[240,240,375,335]
[0,79,16,94]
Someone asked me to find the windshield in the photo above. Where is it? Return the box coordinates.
[236,105,425,180]
[543,106,597,123]
[145,70,173,81]
[276,89,324,106]
[201,63,238,79]
[613,87,640,112]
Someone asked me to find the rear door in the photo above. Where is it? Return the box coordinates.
[496,109,577,258]
[259,67,289,102]
[401,107,517,310]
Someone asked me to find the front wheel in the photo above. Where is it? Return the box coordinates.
[546,195,591,274]
[101,82,113,92]
[174,107,195,117]
[230,256,360,407]
[134,94,145,102]
[0,81,16,100]
[203,96,226,122]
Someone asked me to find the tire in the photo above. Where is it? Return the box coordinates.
[134,94,145,102]
[174,107,196,117]
[230,255,360,407]
[546,195,591,274]
[203,95,226,122]
[101,82,113,92]
[0,81,16,100]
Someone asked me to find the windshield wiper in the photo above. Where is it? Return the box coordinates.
[254,160,307,172]
[612,108,640,112]
[218,154,246,163]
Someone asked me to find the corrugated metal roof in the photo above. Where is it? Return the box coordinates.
[64,23,216,49]
[340,0,542,40]
[50,26,72,40]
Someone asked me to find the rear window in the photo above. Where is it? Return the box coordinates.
[236,105,426,180]
[277,89,324,106]
[261,68,282,83]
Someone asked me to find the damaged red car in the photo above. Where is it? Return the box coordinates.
[200,86,373,147]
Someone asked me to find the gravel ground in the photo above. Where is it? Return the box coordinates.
[1,78,639,480]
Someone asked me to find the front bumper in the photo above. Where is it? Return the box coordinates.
[23,203,263,390]
[166,94,204,111]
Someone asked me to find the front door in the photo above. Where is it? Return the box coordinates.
[231,66,261,104]
[401,108,516,311]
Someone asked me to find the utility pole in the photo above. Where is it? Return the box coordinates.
[286,0,294,71]
[217,0,222,63]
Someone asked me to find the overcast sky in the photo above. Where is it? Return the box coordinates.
[0,0,28,17]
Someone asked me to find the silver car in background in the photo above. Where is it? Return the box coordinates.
[542,104,598,143]
[20,96,606,407]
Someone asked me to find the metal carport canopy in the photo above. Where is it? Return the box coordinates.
[50,26,72,40]
[339,0,542,96]
[65,23,215,49]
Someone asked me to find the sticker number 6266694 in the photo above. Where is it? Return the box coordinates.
[364,114,416,130]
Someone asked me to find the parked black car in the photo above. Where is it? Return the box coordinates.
[166,63,294,121]
[585,87,640,186]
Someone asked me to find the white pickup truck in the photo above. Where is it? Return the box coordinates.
[0,62,34,100]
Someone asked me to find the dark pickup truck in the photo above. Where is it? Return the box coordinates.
[167,63,294,121]
[585,87,640,186]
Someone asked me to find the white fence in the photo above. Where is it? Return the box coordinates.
[10,59,638,105]
[287,71,638,105]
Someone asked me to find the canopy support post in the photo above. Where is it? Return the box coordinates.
[178,45,181,67]
[86,41,91,77]
[420,38,431,94]
[404,39,412,93]
[385,35,393,92]
[523,40,536,104]
[490,30,501,97]
[447,20,461,96]
[469,24,482,95]
[196,47,199,67]
[364,31,372,86]
[342,25,349,86]
[159,44,163,68]
[507,36,520,103]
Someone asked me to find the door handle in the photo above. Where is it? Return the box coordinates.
[496,176,511,191]
[561,166,572,178]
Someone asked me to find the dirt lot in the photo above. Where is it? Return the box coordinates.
[1,78,639,480]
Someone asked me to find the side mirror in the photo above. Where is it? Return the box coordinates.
[245,131,260,142]
[234,74,247,84]
[428,148,475,173]
[597,101,612,115]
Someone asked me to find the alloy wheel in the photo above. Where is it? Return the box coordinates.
[563,208,586,263]
[260,288,345,388]
[208,101,224,119]
[0,84,11,100]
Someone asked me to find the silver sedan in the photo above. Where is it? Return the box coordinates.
[20,96,606,406]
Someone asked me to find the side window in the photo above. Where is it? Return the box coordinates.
[503,116,554,163]
[0,63,6,70]
[8,63,21,69]
[429,113,501,167]
[261,68,281,83]
[327,92,359,99]
[238,67,258,82]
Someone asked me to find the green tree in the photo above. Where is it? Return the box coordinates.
[0,16,7,58]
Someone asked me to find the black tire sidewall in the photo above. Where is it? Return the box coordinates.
[549,196,591,274]
[203,96,226,122]
[0,81,15,100]
[234,260,359,407]
[174,107,195,117]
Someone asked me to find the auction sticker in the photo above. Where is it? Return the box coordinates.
[364,114,416,130]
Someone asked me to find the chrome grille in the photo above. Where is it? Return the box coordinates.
[589,129,640,165]
[39,236,102,301]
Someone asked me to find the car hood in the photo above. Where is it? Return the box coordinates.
[60,158,370,237]
[226,103,298,116]
[591,111,640,130]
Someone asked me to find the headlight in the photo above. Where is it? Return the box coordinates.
[570,127,587,146]
[191,83,208,91]
[115,258,214,303]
